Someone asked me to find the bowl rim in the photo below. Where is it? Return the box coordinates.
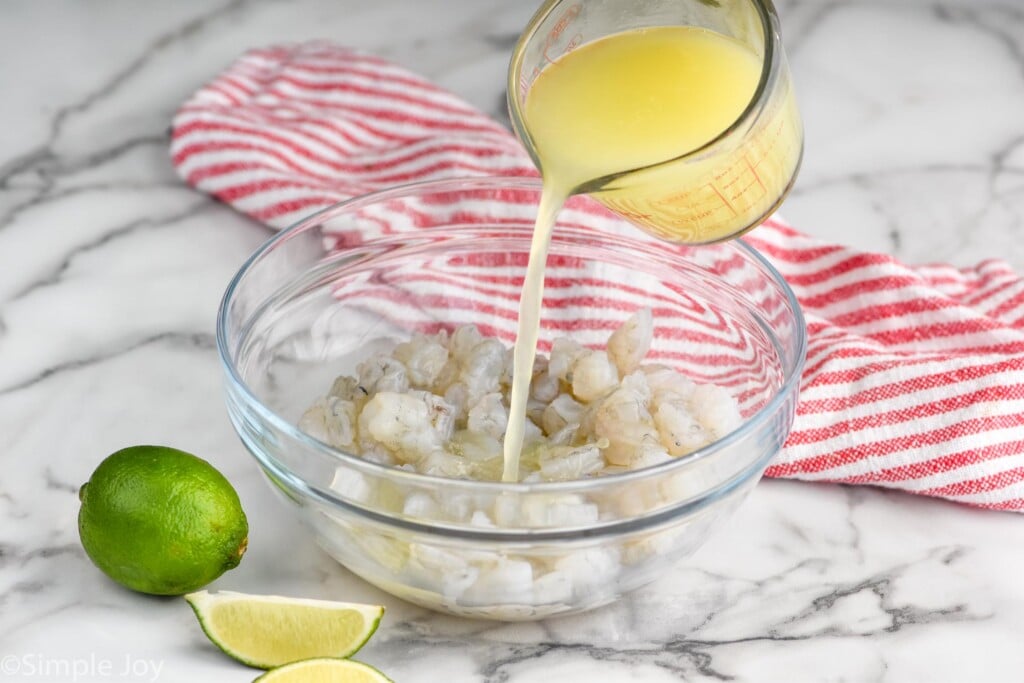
[216,176,807,500]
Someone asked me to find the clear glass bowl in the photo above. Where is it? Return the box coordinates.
[217,177,806,620]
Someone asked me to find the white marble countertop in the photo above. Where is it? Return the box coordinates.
[2,1,1023,681]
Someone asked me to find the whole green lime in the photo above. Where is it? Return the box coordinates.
[78,445,249,596]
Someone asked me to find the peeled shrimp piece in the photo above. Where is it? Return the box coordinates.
[608,455,704,520]
[448,430,503,481]
[537,495,600,526]
[299,396,358,451]
[631,442,674,469]
[327,376,364,403]
[658,467,710,503]
[402,492,441,519]
[576,400,601,441]
[418,449,471,478]
[319,514,409,572]
[653,383,742,455]
[329,467,373,504]
[448,324,484,360]
[358,391,444,463]
[529,355,560,403]
[392,333,449,388]
[690,383,744,439]
[357,442,398,467]
[461,559,534,606]
[467,392,508,441]
[605,477,665,517]
[406,543,479,600]
[499,346,516,389]
[643,364,696,398]
[571,350,620,402]
[593,371,660,466]
[470,510,496,528]
[541,394,585,435]
[356,354,410,394]
[459,338,507,405]
[532,570,574,606]
[414,390,456,441]
[622,527,682,565]
[439,491,495,523]
[431,358,461,395]
[593,452,674,523]
[545,421,580,447]
[520,417,545,446]
[538,443,605,481]
[607,307,654,375]
[548,338,586,382]
[429,326,478,394]
[493,492,599,527]
[525,398,548,428]
[451,429,502,462]
[554,546,622,597]
[442,382,470,422]
[653,396,713,456]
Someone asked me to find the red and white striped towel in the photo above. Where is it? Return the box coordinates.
[171,43,1024,512]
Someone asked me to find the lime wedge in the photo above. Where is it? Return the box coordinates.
[185,591,384,669]
[254,658,393,682]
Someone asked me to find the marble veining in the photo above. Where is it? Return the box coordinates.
[2,1,1023,681]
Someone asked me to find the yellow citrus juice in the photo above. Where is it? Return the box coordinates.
[525,25,801,243]
[502,26,799,481]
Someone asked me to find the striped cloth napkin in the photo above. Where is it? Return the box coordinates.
[171,43,1024,512]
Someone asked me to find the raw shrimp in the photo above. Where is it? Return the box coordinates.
[300,308,741,482]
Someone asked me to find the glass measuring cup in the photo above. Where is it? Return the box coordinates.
[508,0,803,244]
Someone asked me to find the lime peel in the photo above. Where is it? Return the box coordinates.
[77,445,248,596]
[185,591,384,670]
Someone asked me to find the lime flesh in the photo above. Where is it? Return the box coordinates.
[185,590,384,669]
[254,658,392,682]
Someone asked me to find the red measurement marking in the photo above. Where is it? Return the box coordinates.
[664,188,695,203]
[721,173,741,190]
[709,183,737,217]
[543,3,582,64]
[519,67,542,96]
[622,210,654,222]
[712,167,732,182]
[731,177,761,202]
[744,156,766,194]
[690,207,716,220]
[602,198,653,223]
[549,4,580,41]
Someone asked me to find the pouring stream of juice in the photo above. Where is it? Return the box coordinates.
[502,26,774,482]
